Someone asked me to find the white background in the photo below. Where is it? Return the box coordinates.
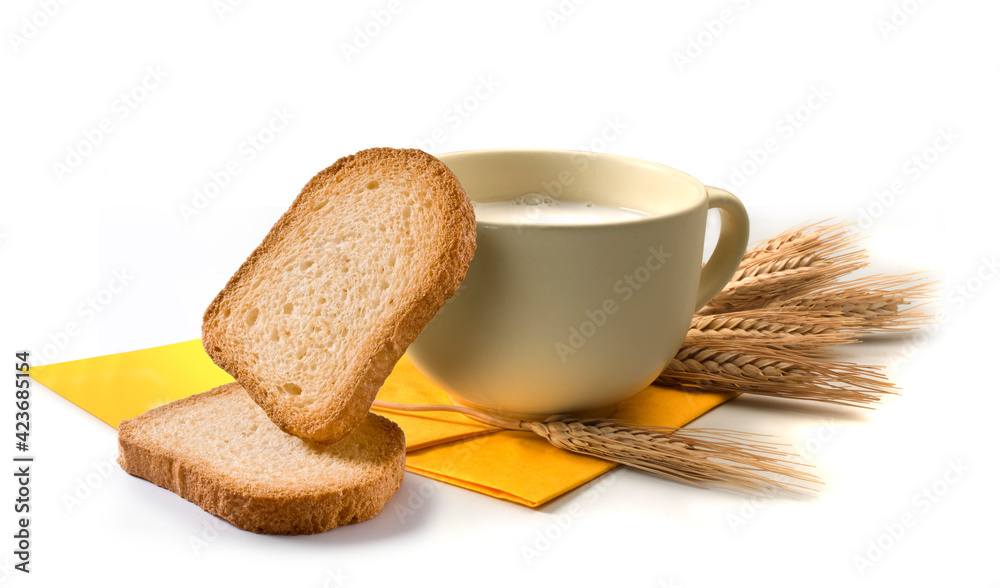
[2,0,998,586]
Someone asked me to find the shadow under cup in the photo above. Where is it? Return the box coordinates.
[407,149,749,419]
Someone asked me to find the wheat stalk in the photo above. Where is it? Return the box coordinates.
[702,220,870,314]
[701,264,866,314]
[372,400,819,493]
[656,344,894,407]
[765,273,937,331]
[738,219,858,266]
[526,420,815,492]
[689,310,846,337]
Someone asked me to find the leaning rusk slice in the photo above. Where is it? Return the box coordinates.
[202,148,476,443]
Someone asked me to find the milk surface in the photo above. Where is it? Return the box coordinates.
[472,194,650,225]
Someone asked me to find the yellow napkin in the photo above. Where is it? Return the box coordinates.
[29,340,235,427]
[30,340,736,507]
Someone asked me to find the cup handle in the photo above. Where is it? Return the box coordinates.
[694,187,750,311]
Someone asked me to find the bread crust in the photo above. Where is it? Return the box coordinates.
[201,148,476,444]
[117,384,406,535]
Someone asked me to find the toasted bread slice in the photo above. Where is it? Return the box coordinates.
[202,148,475,443]
[117,383,406,535]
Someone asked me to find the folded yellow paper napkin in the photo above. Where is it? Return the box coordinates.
[30,340,736,507]
[29,340,498,449]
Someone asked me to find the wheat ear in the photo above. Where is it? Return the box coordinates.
[656,344,894,407]
[686,310,861,351]
[765,273,938,332]
[373,400,819,493]
[702,220,870,314]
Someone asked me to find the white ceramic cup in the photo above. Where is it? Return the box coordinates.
[407,149,750,419]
